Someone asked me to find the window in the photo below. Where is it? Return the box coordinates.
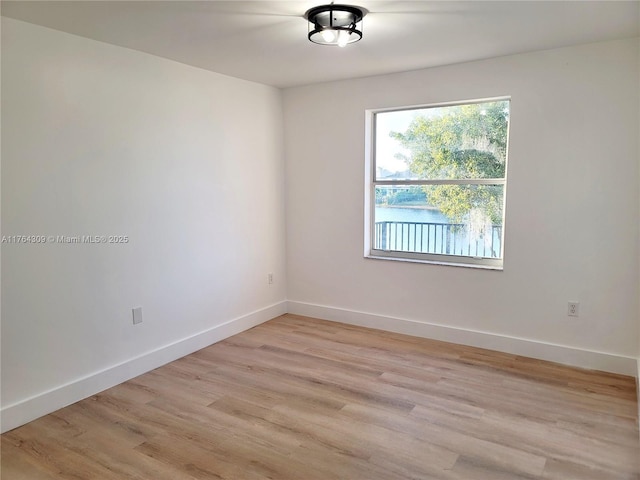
[365,98,510,269]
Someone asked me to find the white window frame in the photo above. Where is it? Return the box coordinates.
[364,97,510,270]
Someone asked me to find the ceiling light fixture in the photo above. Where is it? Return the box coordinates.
[305,4,365,47]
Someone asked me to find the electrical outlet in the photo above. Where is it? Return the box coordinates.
[268,273,274,285]
[567,302,579,317]
[132,307,143,325]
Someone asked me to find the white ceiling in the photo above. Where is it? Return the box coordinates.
[2,1,639,88]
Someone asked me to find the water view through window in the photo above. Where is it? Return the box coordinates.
[375,186,503,258]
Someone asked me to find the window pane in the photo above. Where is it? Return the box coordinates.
[374,184,504,259]
[375,100,509,181]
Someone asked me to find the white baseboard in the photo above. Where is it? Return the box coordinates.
[287,301,637,376]
[1,301,287,434]
[2,300,634,434]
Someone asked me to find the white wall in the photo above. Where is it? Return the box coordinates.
[637,36,640,428]
[284,38,640,373]
[1,18,287,430]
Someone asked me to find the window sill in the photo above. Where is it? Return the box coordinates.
[365,253,504,271]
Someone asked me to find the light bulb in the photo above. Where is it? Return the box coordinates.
[337,30,350,47]
[321,29,337,43]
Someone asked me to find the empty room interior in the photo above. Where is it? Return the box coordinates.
[1,1,640,479]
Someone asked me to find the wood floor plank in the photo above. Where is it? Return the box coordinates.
[0,440,61,480]
[2,314,639,479]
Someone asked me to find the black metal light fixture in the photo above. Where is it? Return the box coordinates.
[305,4,365,47]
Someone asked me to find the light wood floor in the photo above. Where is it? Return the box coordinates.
[2,314,639,479]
